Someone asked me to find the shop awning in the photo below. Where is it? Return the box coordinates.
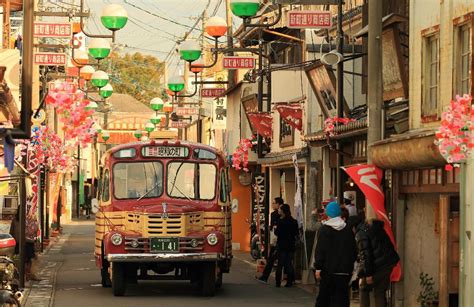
[258,147,309,167]
[370,129,445,170]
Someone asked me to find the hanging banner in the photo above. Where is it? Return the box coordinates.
[49,172,61,223]
[213,97,227,130]
[247,112,273,138]
[292,155,304,228]
[343,164,401,282]
[275,103,303,131]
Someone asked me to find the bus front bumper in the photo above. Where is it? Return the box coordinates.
[107,253,222,263]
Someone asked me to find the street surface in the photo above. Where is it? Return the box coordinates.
[25,219,315,307]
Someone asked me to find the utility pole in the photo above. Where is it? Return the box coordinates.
[366,0,383,218]
[76,144,81,218]
[336,0,344,205]
[225,0,234,87]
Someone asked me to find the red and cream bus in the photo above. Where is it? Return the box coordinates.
[93,140,232,296]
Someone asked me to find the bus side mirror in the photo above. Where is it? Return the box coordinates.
[91,198,99,214]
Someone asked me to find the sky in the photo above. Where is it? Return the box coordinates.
[85,0,229,76]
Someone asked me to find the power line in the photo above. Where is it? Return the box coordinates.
[122,0,196,30]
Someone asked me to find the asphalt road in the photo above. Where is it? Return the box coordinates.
[28,220,316,307]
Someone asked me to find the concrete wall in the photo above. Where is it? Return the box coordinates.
[404,193,440,307]
[409,0,474,130]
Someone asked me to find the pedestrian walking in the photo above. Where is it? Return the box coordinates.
[257,197,284,284]
[314,201,357,307]
[274,203,298,288]
[355,218,400,307]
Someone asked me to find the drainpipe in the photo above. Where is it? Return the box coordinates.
[460,162,467,307]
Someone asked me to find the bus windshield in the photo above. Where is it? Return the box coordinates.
[167,162,216,200]
[113,162,163,199]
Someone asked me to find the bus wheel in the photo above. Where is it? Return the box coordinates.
[112,263,127,296]
[200,263,216,297]
[101,245,111,288]
[215,270,223,289]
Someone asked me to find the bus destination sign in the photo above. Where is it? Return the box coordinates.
[143,146,188,158]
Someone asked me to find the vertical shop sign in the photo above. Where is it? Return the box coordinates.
[213,97,227,130]
[252,173,266,249]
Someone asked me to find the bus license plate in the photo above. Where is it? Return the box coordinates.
[150,237,179,252]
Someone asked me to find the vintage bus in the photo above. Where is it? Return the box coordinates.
[93,140,232,296]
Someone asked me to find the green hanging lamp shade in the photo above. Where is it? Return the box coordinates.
[91,70,109,88]
[85,100,98,111]
[150,97,164,112]
[179,40,202,62]
[168,75,185,93]
[88,38,111,60]
[101,130,110,141]
[145,122,155,133]
[99,83,113,98]
[230,0,260,18]
[101,4,128,31]
[150,115,161,125]
[134,129,143,140]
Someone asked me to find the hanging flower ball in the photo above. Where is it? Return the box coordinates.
[435,95,473,170]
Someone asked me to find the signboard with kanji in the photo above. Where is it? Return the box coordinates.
[201,88,225,98]
[223,56,255,70]
[170,121,188,129]
[48,81,77,93]
[175,107,199,116]
[34,22,72,38]
[213,97,227,130]
[287,11,332,29]
[34,53,67,66]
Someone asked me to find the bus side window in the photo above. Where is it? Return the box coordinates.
[219,171,227,203]
[102,170,110,202]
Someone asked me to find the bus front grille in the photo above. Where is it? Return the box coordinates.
[147,214,185,236]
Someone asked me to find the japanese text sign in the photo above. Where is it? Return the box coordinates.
[201,88,225,98]
[34,53,67,66]
[175,107,199,116]
[223,56,255,69]
[287,11,332,29]
[34,22,72,38]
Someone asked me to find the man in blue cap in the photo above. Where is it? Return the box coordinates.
[313,201,357,307]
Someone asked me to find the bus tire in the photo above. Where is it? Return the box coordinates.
[215,270,223,289]
[101,244,111,288]
[112,263,127,296]
[200,263,216,297]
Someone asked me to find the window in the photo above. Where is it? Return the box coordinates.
[422,34,440,117]
[219,171,227,203]
[102,170,110,202]
[113,162,163,199]
[167,162,216,200]
[456,23,472,95]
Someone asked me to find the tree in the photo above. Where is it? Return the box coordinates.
[105,52,165,106]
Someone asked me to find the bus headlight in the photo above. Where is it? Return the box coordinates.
[207,233,218,246]
[111,233,123,246]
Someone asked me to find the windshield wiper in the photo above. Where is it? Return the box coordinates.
[137,181,161,201]
[169,162,192,202]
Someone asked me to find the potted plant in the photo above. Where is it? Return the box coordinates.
[417,272,439,307]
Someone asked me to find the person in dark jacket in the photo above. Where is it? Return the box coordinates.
[257,197,284,283]
[355,219,400,307]
[314,201,357,307]
[274,203,298,287]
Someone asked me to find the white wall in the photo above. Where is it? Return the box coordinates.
[404,194,441,307]
[409,0,474,130]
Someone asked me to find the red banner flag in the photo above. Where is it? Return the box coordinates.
[247,112,273,138]
[343,164,401,282]
[275,103,303,131]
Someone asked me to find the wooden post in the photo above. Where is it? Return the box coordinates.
[3,0,11,49]
[439,195,450,307]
